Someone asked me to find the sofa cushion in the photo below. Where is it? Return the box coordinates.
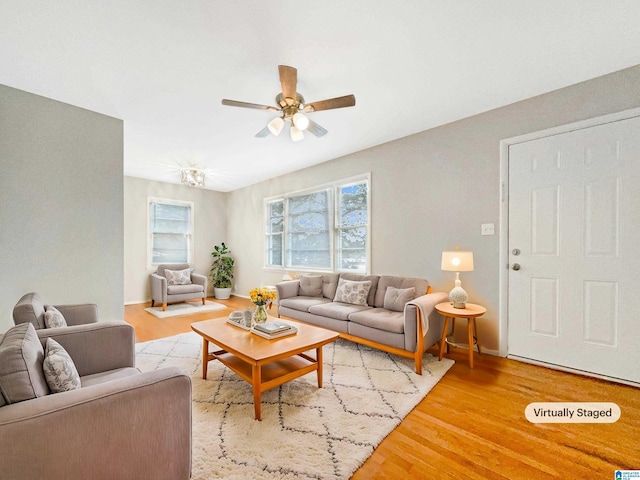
[12,292,46,329]
[383,287,416,312]
[309,302,371,321]
[42,338,81,393]
[0,323,49,404]
[299,275,323,297]
[333,278,372,306]
[321,273,341,299]
[44,305,68,328]
[165,268,192,285]
[348,308,405,334]
[279,296,332,313]
[374,275,428,308]
[166,284,204,295]
[339,273,379,306]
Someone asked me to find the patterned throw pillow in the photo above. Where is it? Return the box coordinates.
[42,338,81,393]
[44,305,68,328]
[333,278,372,306]
[383,286,416,312]
[165,268,192,286]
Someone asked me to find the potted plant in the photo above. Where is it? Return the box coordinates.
[210,242,234,299]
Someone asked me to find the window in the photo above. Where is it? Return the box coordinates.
[148,198,194,265]
[265,174,370,273]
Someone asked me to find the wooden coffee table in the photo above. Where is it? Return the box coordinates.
[191,317,339,420]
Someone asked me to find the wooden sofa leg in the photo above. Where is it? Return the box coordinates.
[162,303,167,311]
[151,300,155,307]
[202,298,206,305]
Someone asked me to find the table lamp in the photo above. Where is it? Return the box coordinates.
[441,250,474,308]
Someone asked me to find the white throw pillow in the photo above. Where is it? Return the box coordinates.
[165,268,192,285]
[44,305,68,328]
[333,278,372,306]
[42,338,81,393]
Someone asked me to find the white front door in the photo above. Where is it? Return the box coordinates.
[507,114,640,384]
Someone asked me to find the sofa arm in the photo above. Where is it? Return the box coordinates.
[37,321,135,376]
[276,280,300,300]
[150,273,167,303]
[0,367,191,480]
[191,272,208,290]
[55,303,99,325]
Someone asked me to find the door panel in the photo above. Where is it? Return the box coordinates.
[508,115,640,384]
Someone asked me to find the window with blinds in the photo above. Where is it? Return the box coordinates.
[148,198,194,265]
[264,174,370,273]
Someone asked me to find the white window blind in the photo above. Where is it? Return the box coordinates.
[148,198,194,265]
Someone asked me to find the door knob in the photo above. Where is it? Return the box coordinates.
[512,263,521,271]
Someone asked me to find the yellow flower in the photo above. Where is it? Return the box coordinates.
[249,287,276,305]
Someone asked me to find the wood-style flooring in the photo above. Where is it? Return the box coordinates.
[125,296,640,479]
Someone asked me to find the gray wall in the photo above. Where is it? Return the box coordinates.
[227,64,640,353]
[123,176,227,304]
[0,84,124,332]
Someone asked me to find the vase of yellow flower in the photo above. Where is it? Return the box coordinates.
[249,287,276,325]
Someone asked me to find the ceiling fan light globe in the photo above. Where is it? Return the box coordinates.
[267,117,284,136]
[290,125,304,142]
[292,112,309,131]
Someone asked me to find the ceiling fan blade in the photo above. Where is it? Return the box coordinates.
[254,126,271,138]
[303,94,356,112]
[306,119,328,137]
[222,99,279,112]
[278,65,297,101]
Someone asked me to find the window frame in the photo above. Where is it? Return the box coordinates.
[263,173,370,274]
[147,197,195,268]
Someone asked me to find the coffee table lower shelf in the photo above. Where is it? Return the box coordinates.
[211,349,319,392]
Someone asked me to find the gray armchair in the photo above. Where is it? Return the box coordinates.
[0,321,192,480]
[13,292,99,329]
[151,263,208,311]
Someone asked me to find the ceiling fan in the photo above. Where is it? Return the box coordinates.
[221,65,356,142]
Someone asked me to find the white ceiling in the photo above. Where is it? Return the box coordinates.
[2,1,640,192]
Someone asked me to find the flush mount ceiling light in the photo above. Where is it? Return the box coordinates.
[180,168,205,187]
[222,65,356,141]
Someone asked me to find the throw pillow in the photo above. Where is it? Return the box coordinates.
[44,305,68,328]
[333,278,372,306]
[0,323,49,404]
[383,286,416,312]
[42,338,81,393]
[165,268,192,286]
[299,275,323,297]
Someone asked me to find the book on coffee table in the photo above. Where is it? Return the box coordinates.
[251,322,298,339]
[253,321,294,334]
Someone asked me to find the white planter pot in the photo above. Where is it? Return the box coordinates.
[214,287,231,300]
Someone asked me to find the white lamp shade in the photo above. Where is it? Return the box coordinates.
[267,117,284,136]
[441,251,474,272]
[292,112,309,130]
[290,125,304,142]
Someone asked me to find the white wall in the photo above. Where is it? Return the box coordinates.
[227,64,640,353]
[0,84,124,331]
[123,176,227,304]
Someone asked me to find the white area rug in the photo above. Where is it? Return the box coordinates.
[144,300,226,318]
[136,331,454,480]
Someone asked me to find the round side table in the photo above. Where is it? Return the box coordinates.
[435,302,486,369]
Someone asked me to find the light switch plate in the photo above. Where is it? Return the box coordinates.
[481,223,495,236]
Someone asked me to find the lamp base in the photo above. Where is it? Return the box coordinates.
[449,285,468,309]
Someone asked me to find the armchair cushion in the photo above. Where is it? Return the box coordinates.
[165,268,192,285]
[0,323,49,404]
[42,338,81,393]
[44,305,67,328]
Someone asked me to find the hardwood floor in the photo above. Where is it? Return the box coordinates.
[125,297,640,479]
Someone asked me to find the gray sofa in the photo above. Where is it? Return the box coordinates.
[0,321,192,480]
[276,273,448,374]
